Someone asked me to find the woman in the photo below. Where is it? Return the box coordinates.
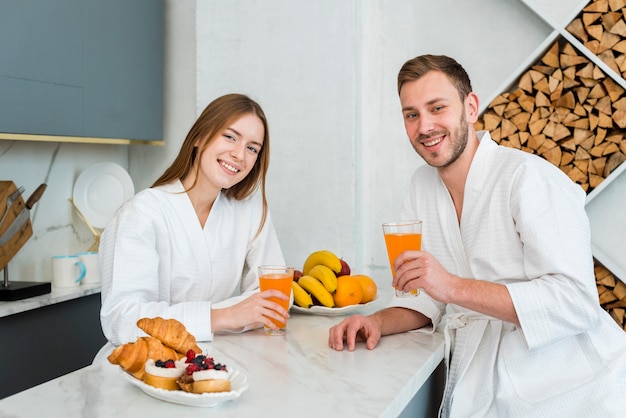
[96,93,287,356]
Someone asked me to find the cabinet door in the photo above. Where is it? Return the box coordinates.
[0,0,163,142]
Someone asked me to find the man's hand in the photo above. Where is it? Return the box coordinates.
[393,250,457,303]
[328,314,383,351]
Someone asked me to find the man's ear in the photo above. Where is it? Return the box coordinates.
[465,92,480,124]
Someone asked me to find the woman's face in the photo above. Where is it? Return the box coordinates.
[196,113,264,195]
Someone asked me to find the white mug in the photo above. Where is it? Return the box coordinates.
[76,251,100,285]
[51,255,86,288]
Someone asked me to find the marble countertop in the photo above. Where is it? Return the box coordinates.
[0,284,101,318]
[0,289,445,417]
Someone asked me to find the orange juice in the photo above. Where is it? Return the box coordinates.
[259,273,293,328]
[383,233,422,275]
[382,220,423,297]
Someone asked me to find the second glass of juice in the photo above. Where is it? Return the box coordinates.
[258,265,294,335]
[382,220,422,297]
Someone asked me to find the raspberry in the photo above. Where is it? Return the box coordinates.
[186,363,200,375]
[185,350,196,363]
[164,359,175,368]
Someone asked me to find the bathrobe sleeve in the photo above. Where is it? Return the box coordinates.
[99,184,285,346]
[504,157,600,350]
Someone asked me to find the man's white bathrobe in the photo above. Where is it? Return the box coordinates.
[95,180,284,359]
[389,131,626,417]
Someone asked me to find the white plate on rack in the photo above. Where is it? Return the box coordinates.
[121,367,249,407]
[291,296,380,316]
[73,162,134,228]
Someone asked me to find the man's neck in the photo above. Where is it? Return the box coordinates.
[437,132,480,222]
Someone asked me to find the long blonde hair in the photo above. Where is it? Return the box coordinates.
[153,93,271,233]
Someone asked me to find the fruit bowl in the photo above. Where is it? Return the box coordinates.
[290,296,380,317]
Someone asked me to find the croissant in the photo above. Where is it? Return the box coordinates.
[107,336,184,380]
[137,317,202,354]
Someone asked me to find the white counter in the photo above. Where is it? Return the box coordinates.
[0,284,101,318]
[0,289,445,417]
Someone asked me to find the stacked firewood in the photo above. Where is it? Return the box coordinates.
[566,0,626,80]
[474,38,626,193]
[596,262,626,331]
[475,0,626,332]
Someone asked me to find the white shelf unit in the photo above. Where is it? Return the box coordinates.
[480,0,626,281]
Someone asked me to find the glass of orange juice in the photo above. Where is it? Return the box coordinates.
[258,265,294,335]
[382,221,422,297]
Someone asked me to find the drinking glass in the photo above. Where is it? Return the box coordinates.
[382,221,422,297]
[258,265,294,335]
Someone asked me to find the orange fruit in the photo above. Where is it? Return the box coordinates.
[333,275,363,307]
[352,274,377,303]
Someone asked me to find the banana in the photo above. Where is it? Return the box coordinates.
[298,275,335,308]
[307,264,338,294]
[302,250,342,275]
[292,281,313,308]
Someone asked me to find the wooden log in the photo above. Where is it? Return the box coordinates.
[615,280,626,300]
[582,12,602,26]
[511,111,531,131]
[598,49,620,73]
[561,151,575,165]
[542,42,560,67]
[603,77,624,101]
[500,118,518,138]
[483,112,501,131]
[583,0,608,13]
[567,18,588,42]
[612,109,626,127]
[592,156,607,174]
[609,18,626,36]
[606,151,625,176]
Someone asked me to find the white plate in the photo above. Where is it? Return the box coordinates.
[291,296,380,316]
[73,162,134,228]
[121,367,249,408]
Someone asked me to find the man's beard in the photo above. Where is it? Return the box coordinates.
[413,112,469,168]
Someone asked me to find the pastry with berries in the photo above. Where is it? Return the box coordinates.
[177,350,231,393]
[143,358,187,390]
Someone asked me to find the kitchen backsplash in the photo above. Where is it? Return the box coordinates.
[0,140,130,283]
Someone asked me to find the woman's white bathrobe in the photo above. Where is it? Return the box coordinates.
[95,180,285,360]
[389,131,626,417]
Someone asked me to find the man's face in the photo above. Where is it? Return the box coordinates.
[399,70,470,168]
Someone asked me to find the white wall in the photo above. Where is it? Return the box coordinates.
[1,0,586,287]
[190,0,558,280]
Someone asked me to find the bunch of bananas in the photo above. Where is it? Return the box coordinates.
[292,250,344,308]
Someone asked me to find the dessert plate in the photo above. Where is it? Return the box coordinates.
[73,162,134,228]
[291,296,380,316]
[121,367,249,407]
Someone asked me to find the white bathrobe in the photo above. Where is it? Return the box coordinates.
[96,180,285,357]
[389,131,626,417]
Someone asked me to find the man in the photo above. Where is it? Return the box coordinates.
[328,55,626,417]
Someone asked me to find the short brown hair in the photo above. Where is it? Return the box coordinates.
[397,55,473,102]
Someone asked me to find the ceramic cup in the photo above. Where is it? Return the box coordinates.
[76,251,100,285]
[51,255,86,288]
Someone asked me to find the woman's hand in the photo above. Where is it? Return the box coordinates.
[212,290,290,332]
